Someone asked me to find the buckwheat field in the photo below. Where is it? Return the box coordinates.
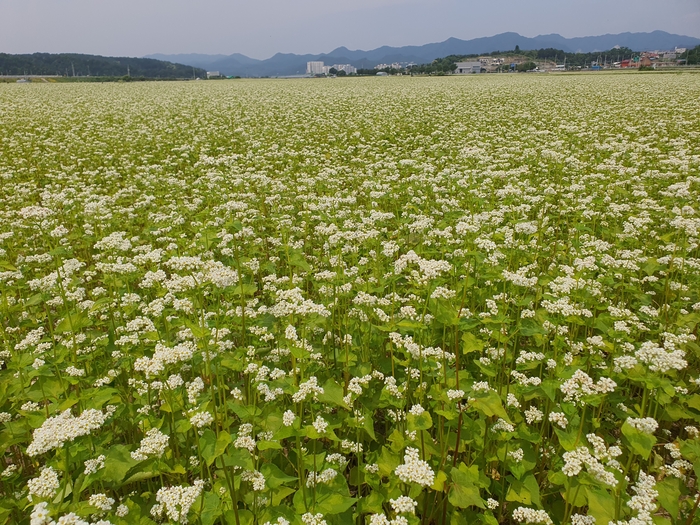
[1,73,700,525]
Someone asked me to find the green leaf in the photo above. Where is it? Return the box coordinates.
[224,509,254,525]
[621,421,656,459]
[449,467,485,509]
[272,486,295,506]
[257,440,283,451]
[200,429,217,466]
[318,378,349,408]
[260,463,297,489]
[462,332,485,354]
[222,448,254,470]
[432,470,448,491]
[377,447,399,477]
[519,319,547,336]
[55,311,92,333]
[288,252,311,272]
[408,411,433,430]
[103,445,140,485]
[553,427,580,452]
[656,478,680,520]
[363,414,377,441]
[235,283,258,296]
[434,300,459,326]
[215,431,232,458]
[505,475,541,507]
[471,391,510,422]
[522,475,542,508]
[357,490,385,514]
[184,319,209,339]
[200,492,221,525]
[82,387,120,409]
[586,487,615,525]
[315,492,356,515]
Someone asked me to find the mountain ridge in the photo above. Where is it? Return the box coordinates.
[146,30,700,77]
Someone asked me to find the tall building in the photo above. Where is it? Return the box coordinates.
[333,64,357,74]
[306,61,325,75]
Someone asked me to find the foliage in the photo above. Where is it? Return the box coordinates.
[0,75,699,525]
[0,52,206,79]
[516,62,537,72]
[680,45,700,65]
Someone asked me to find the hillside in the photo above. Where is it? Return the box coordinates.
[0,53,206,79]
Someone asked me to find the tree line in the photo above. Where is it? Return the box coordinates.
[0,53,206,79]
[680,45,700,65]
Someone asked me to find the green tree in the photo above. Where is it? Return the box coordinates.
[681,45,699,65]
[516,61,537,72]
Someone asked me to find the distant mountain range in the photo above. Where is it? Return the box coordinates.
[147,31,700,77]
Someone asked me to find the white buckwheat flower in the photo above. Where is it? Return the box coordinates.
[301,513,327,525]
[626,417,658,434]
[89,493,115,512]
[151,479,204,524]
[27,407,115,456]
[394,447,435,486]
[131,428,169,461]
[524,406,544,424]
[390,495,417,514]
[512,507,553,525]
[84,455,106,475]
[189,411,214,428]
[283,410,296,426]
[27,466,60,500]
[312,415,328,434]
[548,412,568,429]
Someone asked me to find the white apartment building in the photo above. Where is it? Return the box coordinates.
[332,64,357,74]
[306,61,325,75]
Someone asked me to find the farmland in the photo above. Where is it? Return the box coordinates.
[1,73,700,525]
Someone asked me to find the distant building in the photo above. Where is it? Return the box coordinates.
[454,61,481,74]
[675,47,687,54]
[331,64,357,74]
[206,71,221,79]
[307,61,325,75]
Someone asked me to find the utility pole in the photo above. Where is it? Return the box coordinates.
[127,64,130,77]
[72,62,75,77]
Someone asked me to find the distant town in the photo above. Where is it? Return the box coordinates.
[293,46,695,78]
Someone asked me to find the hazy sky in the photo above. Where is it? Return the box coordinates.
[2,0,699,59]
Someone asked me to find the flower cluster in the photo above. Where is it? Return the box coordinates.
[395,448,435,486]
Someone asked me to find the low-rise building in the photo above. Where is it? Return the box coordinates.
[206,71,221,79]
[454,61,481,74]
